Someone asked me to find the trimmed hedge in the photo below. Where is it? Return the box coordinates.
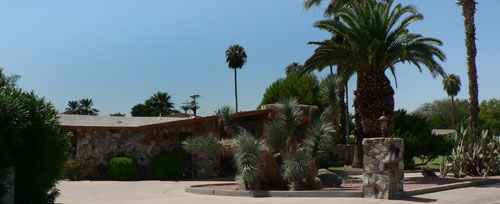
[108,156,138,180]
[150,152,183,180]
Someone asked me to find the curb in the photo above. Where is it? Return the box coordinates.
[185,183,362,197]
[403,178,500,197]
[185,179,500,198]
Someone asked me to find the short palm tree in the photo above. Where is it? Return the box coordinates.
[457,0,479,134]
[64,100,80,114]
[225,44,247,112]
[443,74,461,128]
[145,92,175,115]
[304,0,446,138]
[78,98,99,115]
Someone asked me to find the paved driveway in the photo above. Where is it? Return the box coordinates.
[56,180,500,204]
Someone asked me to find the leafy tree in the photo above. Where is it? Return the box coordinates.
[225,44,247,112]
[303,0,446,139]
[457,0,479,134]
[0,87,71,203]
[259,73,325,109]
[442,74,461,128]
[479,99,500,135]
[110,112,125,117]
[414,98,470,129]
[0,68,20,88]
[131,92,177,116]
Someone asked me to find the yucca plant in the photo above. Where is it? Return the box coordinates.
[232,132,263,189]
[277,97,304,153]
[219,106,239,136]
[264,120,287,154]
[283,147,311,190]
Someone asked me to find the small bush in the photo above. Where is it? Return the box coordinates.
[62,158,84,180]
[150,152,183,180]
[108,156,138,180]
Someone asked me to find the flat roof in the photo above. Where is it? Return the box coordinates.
[58,109,273,130]
[58,114,189,128]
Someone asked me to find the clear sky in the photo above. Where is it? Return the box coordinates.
[1,0,498,116]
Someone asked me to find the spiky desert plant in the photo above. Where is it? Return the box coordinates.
[219,106,239,136]
[232,132,263,190]
[277,97,304,153]
[283,148,311,191]
[303,119,335,188]
[264,120,287,154]
[182,134,222,158]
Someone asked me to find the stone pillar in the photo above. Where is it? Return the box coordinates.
[1,167,15,204]
[362,138,404,199]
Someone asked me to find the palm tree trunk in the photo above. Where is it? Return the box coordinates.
[337,65,347,144]
[459,0,479,135]
[451,95,455,128]
[345,82,350,140]
[356,73,395,138]
[234,69,239,112]
[352,73,365,168]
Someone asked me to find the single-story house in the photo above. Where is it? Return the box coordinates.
[59,109,276,179]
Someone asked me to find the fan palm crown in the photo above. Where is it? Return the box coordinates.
[225,44,247,112]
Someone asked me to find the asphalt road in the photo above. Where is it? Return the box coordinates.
[56,180,500,204]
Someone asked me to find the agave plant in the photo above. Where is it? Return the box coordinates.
[441,128,500,177]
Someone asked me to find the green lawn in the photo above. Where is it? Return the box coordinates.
[413,155,445,170]
[328,166,363,171]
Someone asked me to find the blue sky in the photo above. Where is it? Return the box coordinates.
[1,0,498,116]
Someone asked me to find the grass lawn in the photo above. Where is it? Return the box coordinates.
[328,166,363,171]
[413,155,445,170]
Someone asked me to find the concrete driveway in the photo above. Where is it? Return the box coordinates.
[56,180,500,204]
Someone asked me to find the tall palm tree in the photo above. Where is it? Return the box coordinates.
[225,44,247,112]
[457,0,479,134]
[443,74,461,128]
[78,98,99,115]
[64,100,80,114]
[145,91,175,115]
[303,0,446,138]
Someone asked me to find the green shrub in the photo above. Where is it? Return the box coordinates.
[62,158,84,180]
[0,88,71,204]
[150,152,183,180]
[390,109,453,167]
[108,156,138,180]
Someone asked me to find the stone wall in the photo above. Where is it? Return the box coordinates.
[76,120,221,179]
[362,138,404,199]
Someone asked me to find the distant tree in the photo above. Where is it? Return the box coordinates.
[145,92,175,115]
[64,100,80,114]
[414,98,469,129]
[259,73,324,109]
[78,98,99,115]
[131,104,159,117]
[285,62,303,75]
[442,74,461,128]
[225,44,247,112]
[110,112,125,117]
[427,115,448,129]
[131,91,177,116]
[180,104,191,114]
[479,99,500,135]
[0,68,20,88]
